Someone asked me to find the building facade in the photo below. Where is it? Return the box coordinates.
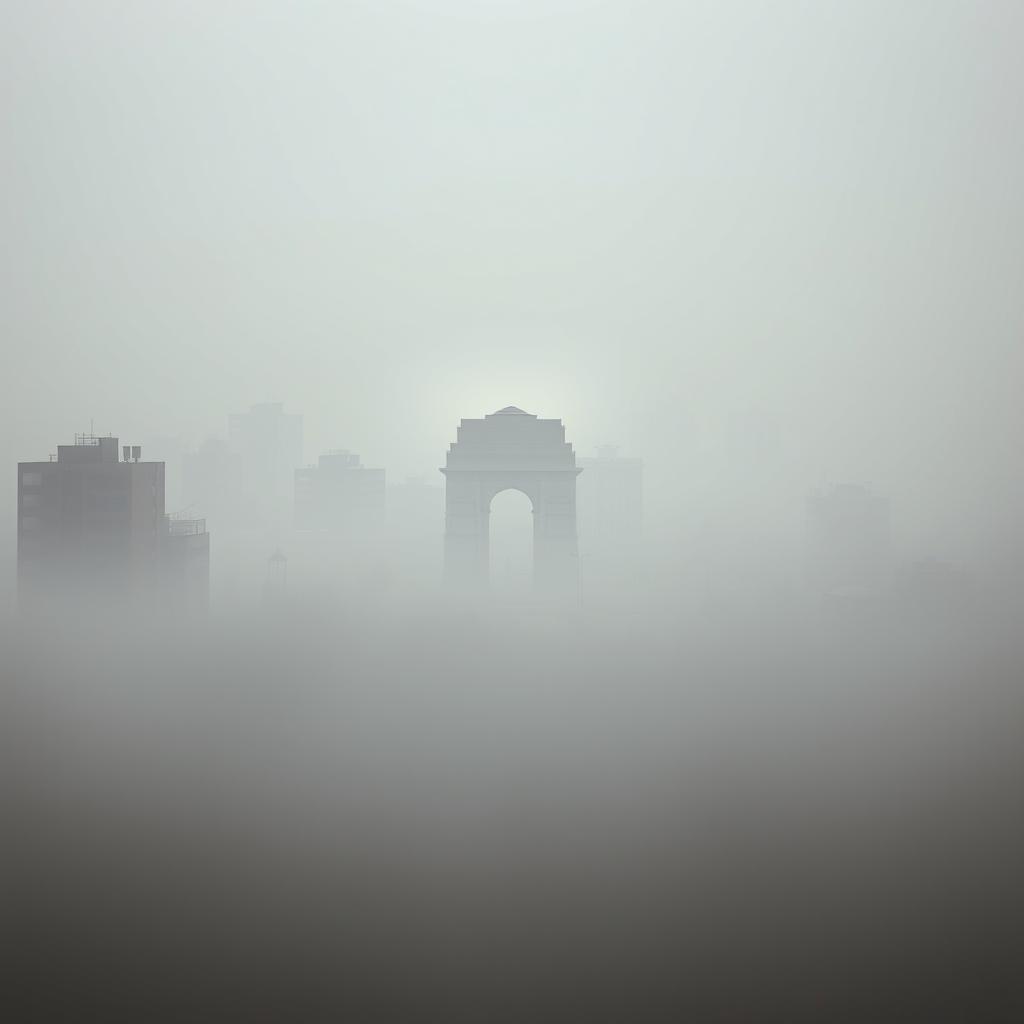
[18,434,208,611]
[294,450,385,532]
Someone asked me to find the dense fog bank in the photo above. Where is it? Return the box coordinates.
[5,596,1023,1021]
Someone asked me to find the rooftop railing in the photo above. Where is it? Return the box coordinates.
[166,516,207,537]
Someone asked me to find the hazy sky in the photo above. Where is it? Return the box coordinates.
[3,1,1022,553]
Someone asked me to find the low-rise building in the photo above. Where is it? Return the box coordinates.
[295,450,385,532]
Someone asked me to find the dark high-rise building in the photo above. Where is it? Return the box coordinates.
[17,434,209,610]
[295,450,385,532]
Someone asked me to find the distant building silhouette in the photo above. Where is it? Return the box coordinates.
[228,402,303,527]
[806,483,890,597]
[182,437,243,527]
[295,450,385,532]
[575,445,644,603]
[441,407,580,598]
[144,434,188,513]
[576,445,643,548]
[264,547,287,604]
[17,434,209,611]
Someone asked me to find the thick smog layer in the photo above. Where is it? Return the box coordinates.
[3,2,1024,1021]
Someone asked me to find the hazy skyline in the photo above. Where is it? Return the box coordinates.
[3,3,1022,549]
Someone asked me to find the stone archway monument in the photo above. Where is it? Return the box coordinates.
[441,407,582,596]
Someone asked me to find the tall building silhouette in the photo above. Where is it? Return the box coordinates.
[17,434,208,610]
[182,437,243,528]
[228,402,303,527]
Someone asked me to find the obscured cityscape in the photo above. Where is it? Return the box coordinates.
[15,400,986,625]
[5,3,1023,1020]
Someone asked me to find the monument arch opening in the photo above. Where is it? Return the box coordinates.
[441,406,581,598]
[488,487,534,599]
